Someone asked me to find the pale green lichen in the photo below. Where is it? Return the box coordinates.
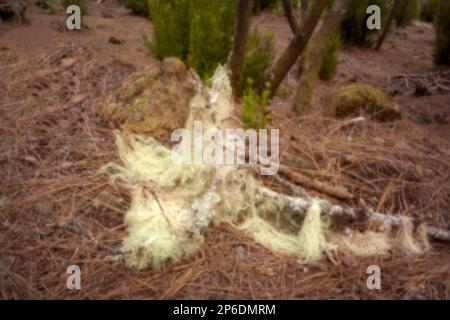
[101,66,427,270]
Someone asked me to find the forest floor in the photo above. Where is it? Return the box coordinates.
[1,1,449,299]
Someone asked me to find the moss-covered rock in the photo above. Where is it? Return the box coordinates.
[333,84,402,122]
[103,58,196,139]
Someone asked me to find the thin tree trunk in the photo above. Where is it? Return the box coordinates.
[266,0,328,99]
[282,0,299,34]
[228,0,253,96]
[376,0,401,50]
[397,0,412,27]
[292,0,352,112]
[301,0,309,20]
[253,0,262,15]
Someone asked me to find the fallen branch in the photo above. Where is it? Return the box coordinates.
[278,164,354,200]
[260,187,450,242]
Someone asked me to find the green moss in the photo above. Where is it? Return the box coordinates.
[334,84,402,122]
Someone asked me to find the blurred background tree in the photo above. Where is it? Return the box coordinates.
[434,0,450,65]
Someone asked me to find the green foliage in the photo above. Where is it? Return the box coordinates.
[395,0,419,26]
[420,0,439,22]
[319,35,340,81]
[119,0,148,15]
[241,81,271,130]
[148,0,236,80]
[148,0,191,60]
[36,0,57,13]
[188,0,236,79]
[236,30,275,97]
[62,0,87,15]
[434,0,450,65]
[341,0,391,46]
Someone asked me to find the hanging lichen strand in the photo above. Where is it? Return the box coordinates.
[101,66,431,270]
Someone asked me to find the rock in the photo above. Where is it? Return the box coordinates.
[333,84,402,122]
[103,58,197,139]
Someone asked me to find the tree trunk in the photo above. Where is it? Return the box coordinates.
[282,0,299,34]
[397,0,412,27]
[266,0,328,99]
[253,0,262,15]
[292,0,352,112]
[228,0,253,96]
[375,0,401,50]
[301,0,309,20]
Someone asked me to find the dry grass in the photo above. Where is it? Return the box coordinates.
[0,43,449,300]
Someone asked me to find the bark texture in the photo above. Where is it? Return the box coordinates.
[282,0,300,34]
[292,0,351,111]
[228,0,253,96]
[376,0,401,50]
[267,0,328,99]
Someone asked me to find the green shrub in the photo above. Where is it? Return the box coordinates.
[434,0,450,65]
[36,0,58,13]
[148,0,236,80]
[319,35,340,81]
[187,0,236,79]
[341,0,391,46]
[236,30,275,97]
[395,0,419,26]
[61,0,87,15]
[420,0,439,22]
[241,82,271,130]
[119,0,148,15]
[148,0,191,60]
